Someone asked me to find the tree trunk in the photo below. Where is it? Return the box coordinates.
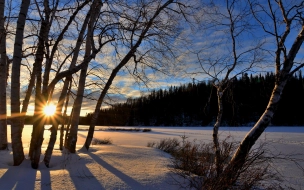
[66,0,103,153]
[64,108,73,148]
[59,122,65,150]
[29,16,50,168]
[217,80,287,189]
[59,81,72,150]
[29,63,45,169]
[10,0,30,165]
[0,0,7,150]
[67,63,89,153]
[20,63,37,127]
[213,88,224,176]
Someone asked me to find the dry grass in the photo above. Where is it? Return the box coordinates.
[91,137,113,145]
[142,128,152,132]
[148,137,281,190]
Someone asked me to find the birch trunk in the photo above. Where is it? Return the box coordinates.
[67,63,88,153]
[0,0,7,150]
[217,80,288,189]
[59,81,72,150]
[30,54,44,169]
[29,9,51,168]
[66,0,103,153]
[10,0,30,165]
[20,63,36,127]
[64,108,73,148]
[213,88,223,176]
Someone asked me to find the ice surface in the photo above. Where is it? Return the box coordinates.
[0,125,303,189]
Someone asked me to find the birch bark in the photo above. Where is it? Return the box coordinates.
[10,0,30,165]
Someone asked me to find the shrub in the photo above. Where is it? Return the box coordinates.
[91,137,113,145]
[134,128,141,132]
[148,137,280,190]
[142,128,152,132]
[147,141,156,147]
[148,138,180,154]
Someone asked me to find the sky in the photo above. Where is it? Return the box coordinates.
[3,0,304,116]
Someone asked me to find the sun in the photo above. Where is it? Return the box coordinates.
[44,104,56,116]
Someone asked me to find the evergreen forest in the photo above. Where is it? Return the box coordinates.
[86,72,304,126]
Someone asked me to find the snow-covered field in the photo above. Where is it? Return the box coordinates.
[1,125,304,189]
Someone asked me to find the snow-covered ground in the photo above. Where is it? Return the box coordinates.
[0,125,304,189]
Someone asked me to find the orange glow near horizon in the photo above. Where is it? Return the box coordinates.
[43,104,56,116]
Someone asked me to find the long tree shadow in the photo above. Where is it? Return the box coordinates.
[88,151,145,189]
[40,167,52,190]
[65,153,105,190]
[0,159,37,190]
[0,142,52,190]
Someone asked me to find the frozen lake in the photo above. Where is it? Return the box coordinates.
[2,125,304,189]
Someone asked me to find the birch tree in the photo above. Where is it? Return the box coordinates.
[215,1,304,188]
[66,0,109,153]
[195,0,265,176]
[7,0,88,167]
[83,0,192,150]
[19,0,89,131]
[29,0,106,169]
[29,0,62,169]
[43,0,91,166]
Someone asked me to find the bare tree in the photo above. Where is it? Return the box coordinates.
[28,0,62,169]
[194,0,265,176]
[43,0,91,167]
[28,0,110,168]
[213,0,304,188]
[83,0,192,150]
[66,0,115,153]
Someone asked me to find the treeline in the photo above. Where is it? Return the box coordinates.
[86,72,304,126]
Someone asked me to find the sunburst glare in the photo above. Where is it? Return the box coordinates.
[44,104,56,116]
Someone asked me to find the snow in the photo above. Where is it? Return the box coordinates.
[1,125,304,189]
